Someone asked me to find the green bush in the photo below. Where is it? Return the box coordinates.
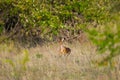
[86,13,120,67]
[0,0,112,40]
[1,49,29,80]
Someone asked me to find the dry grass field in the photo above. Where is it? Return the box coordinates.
[0,41,120,80]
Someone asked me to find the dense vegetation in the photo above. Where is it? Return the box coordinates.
[0,0,113,41]
[0,0,120,66]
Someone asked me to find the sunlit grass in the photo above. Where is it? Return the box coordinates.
[0,41,120,80]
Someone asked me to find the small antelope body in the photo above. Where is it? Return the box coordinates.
[60,45,71,55]
[59,38,71,56]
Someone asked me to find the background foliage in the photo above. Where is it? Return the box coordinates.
[0,0,112,40]
[0,0,120,65]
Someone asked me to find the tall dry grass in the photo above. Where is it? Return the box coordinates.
[0,41,120,80]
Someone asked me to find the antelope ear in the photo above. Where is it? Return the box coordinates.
[61,37,65,42]
[61,38,64,42]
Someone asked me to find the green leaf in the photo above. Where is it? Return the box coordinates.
[3,59,15,67]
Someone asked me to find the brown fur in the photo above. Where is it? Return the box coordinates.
[59,38,71,56]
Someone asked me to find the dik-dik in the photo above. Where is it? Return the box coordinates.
[59,38,71,56]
